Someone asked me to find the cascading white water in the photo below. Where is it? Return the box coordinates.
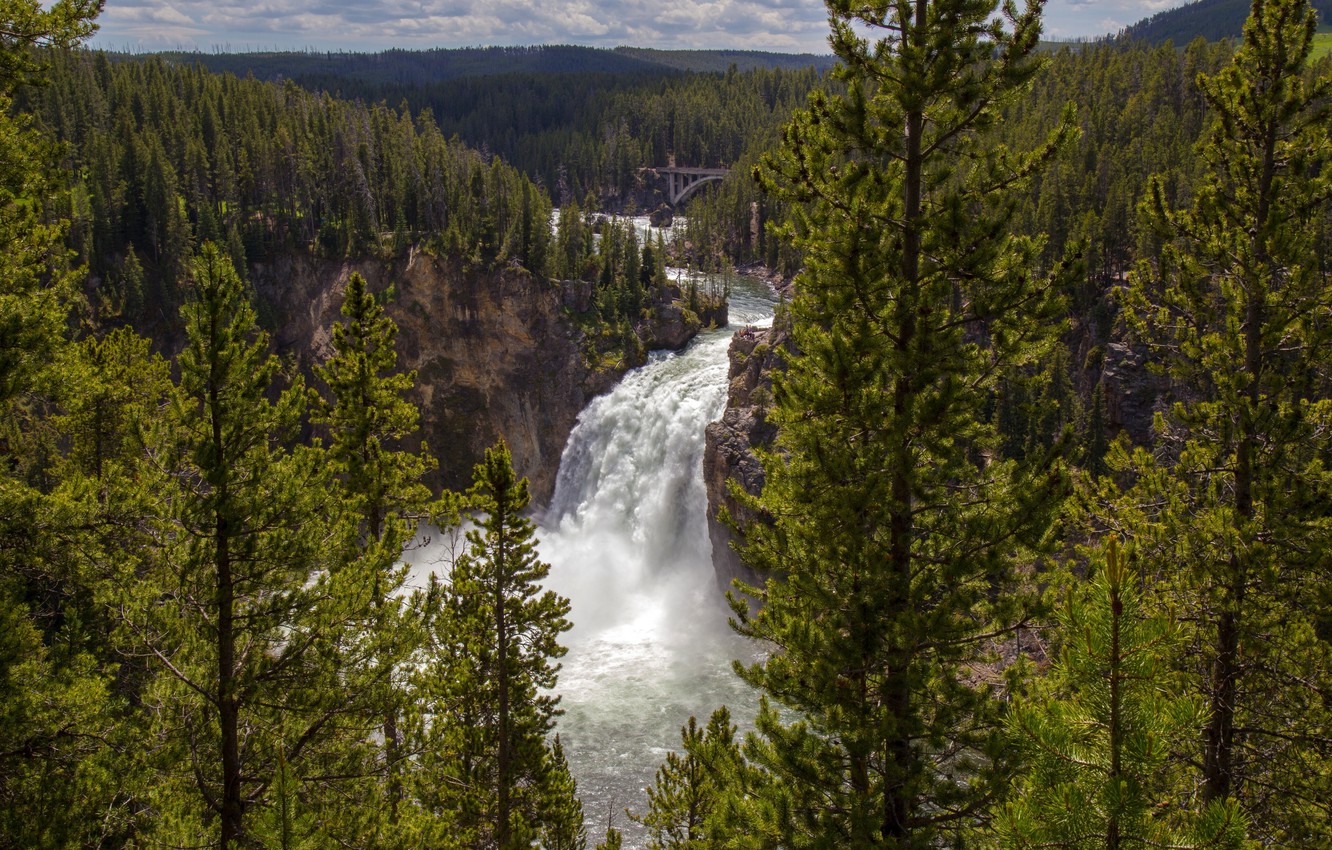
[537,274,776,845]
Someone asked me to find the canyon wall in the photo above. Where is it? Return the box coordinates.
[251,248,701,505]
[702,319,787,595]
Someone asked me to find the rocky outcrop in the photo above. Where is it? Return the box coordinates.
[1096,340,1167,444]
[642,301,701,351]
[702,317,789,595]
[251,248,667,505]
[634,282,728,352]
[648,205,675,228]
[696,300,728,331]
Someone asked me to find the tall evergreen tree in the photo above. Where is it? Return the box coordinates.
[310,271,439,829]
[124,245,381,848]
[995,539,1250,850]
[541,735,587,850]
[0,558,129,849]
[0,0,99,405]
[312,273,434,535]
[0,2,134,847]
[411,441,582,850]
[735,0,1076,845]
[629,707,744,850]
[0,0,99,89]
[1114,0,1332,839]
[553,201,594,282]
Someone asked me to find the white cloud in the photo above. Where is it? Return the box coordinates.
[92,0,1194,53]
[94,0,829,51]
[1043,0,1195,39]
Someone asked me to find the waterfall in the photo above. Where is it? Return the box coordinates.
[537,274,775,844]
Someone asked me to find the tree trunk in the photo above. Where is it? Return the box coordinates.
[1204,118,1273,804]
[881,6,926,836]
[495,496,512,850]
[1108,579,1123,850]
[212,375,244,849]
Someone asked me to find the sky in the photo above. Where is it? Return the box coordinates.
[89,0,1191,54]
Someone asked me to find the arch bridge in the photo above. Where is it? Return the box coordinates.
[655,166,730,205]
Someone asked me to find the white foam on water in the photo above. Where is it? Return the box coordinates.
[536,273,775,844]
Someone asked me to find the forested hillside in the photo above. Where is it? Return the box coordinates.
[18,52,550,319]
[264,63,822,205]
[17,51,723,351]
[128,46,825,207]
[682,38,1231,286]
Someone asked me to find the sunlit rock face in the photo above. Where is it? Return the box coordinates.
[251,250,599,503]
[251,246,732,505]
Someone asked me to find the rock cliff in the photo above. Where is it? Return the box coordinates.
[1096,340,1167,443]
[702,315,788,595]
[251,247,703,505]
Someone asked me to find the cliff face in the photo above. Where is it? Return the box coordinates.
[702,317,788,595]
[1096,340,1166,443]
[250,247,707,506]
[251,249,594,503]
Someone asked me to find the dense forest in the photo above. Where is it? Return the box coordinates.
[4,0,1332,845]
[157,45,836,85]
[11,48,728,355]
[129,46,827,207]
[269,63,822,207]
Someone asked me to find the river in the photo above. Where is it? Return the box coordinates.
[536,267,775,844]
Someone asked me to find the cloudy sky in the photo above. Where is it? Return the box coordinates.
[90,0,1188,54]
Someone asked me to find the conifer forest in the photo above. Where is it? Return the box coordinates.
[3,0,1332,845]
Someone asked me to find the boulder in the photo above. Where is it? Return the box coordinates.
[648,205,675,228]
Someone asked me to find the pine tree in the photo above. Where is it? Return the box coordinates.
[309,271,439,829]
[0,0,99,95]
[1114,0,1332,839]
[553,201,593,282]
[411,441,581,850]
[0,2,133,846]
[0,573,127,849]
[541,735,587,850]
[995,539,1250,850]
[629,707,743,850]
[312,272,436,544]
[0,0,98,406]
[124,244,380,848]
[1078,381,1109,480]
[735,0,1077,845]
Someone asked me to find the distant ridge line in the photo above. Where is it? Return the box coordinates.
[1119,0,1332,46]
[141,44,836,84]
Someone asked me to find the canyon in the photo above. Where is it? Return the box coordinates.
[247,246,722,503]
